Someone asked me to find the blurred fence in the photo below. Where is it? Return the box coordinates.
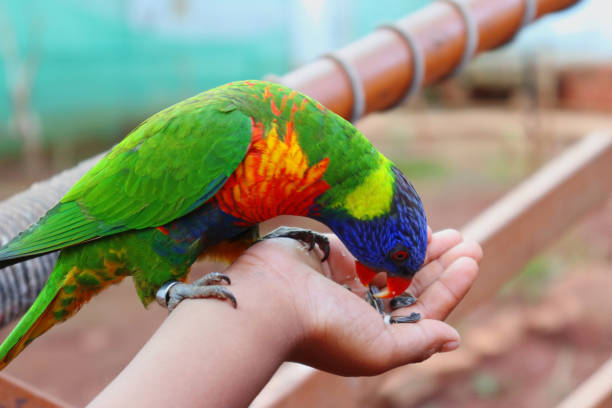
[253,130,612,407]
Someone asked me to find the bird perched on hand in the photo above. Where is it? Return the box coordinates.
[0,80,427,368]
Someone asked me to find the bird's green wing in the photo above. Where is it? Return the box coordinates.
[0,94,252,263]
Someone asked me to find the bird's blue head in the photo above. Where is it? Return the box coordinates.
[323,165,428,298]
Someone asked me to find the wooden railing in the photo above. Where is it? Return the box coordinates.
[0,373,71,408]
[279,0,581,120]
[251,132,612,407]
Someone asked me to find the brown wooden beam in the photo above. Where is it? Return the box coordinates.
[0,374,72,408]
[281,0,582,119]
[454,132,612,320]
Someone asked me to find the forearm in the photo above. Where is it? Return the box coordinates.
[89,262,299,408]
[87,232,479,405]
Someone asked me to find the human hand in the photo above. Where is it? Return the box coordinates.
[233,227,482,376]
[90,227,481,407]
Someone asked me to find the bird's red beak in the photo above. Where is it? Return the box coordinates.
[354,261,412,299]
[355,260,378,287]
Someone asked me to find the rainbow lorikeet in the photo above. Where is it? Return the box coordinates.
[0,80,427,368]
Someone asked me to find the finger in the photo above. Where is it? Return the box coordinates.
[381,319,460,369]
[439,238,483,267]
[320,234,359,285]
[411,239,482,296]
[365,228,462,292]
[401,256,479,321]
[327,319,460,376]
[424,229,463,264]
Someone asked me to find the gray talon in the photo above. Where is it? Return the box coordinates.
[157,272,237,312]
[365,287,420,323]
[390,295,417,310]
[262,227,330,262]
[167,285,237,312]
[389,312,421,324]
[193,272,231,286]
[365,285,385,316]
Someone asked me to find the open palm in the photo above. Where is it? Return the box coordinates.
[235,227,482,376]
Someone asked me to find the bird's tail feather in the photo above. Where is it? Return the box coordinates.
[0,273,64,369]
[0,259,125,369]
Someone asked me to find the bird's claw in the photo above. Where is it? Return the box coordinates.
[390,294,417,310]
[193,271,231,286]
[156,272,236,313]
[365,285,386,316]
[387,312,421,324]
[261,226,330,262]
[365,286,420,324]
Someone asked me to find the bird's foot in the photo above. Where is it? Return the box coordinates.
[365,286,421,324]
[386,312,421,324]
[261,226,330,262]
[156,272,236,312]
[365,285,386,316]
[390,294,417,309]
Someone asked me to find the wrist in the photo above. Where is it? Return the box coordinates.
[223,253,308,361]
[91,261,305,407]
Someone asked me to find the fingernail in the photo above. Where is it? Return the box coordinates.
[423,348,437,360]
[440,341,460,352]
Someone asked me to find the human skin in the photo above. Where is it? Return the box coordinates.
[89,228,482,407]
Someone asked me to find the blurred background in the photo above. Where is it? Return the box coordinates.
[0,0,611,406]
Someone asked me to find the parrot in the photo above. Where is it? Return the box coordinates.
[0,80,427,369]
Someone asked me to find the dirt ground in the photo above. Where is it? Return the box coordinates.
[0,107,610,407]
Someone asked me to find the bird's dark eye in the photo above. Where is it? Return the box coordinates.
[390,247,410,263]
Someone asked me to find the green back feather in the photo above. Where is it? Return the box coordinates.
[0,80,388,264]
[0,91,252,264]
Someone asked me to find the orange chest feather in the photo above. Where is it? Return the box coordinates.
[214,122,330,225]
